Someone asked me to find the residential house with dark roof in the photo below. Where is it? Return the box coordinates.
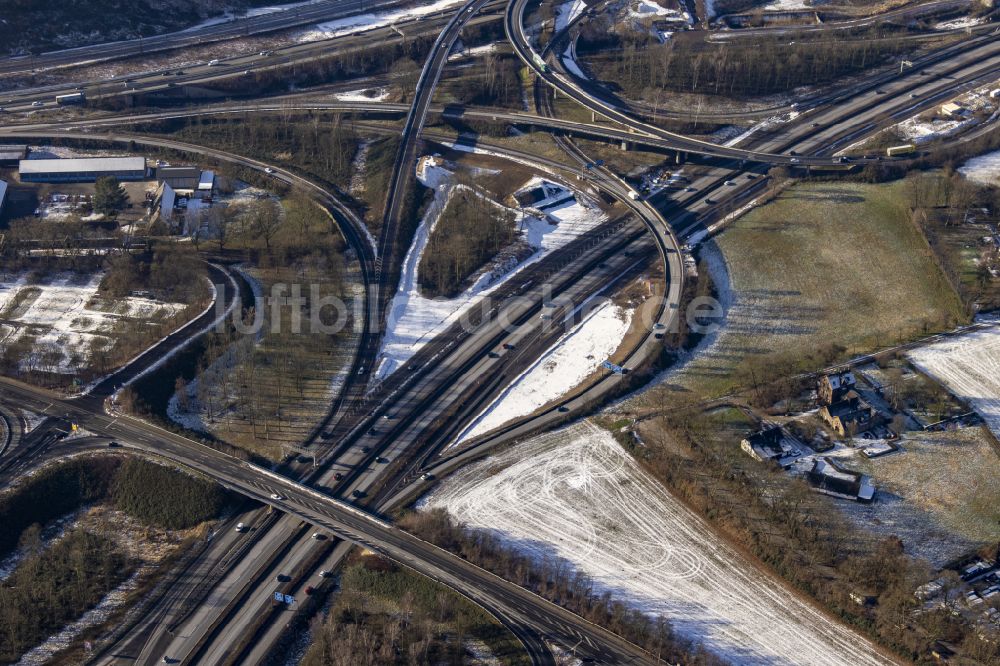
[806,457,876,503]
[820,391,881,436]
[818,370,857,405]
[740,425,785,462]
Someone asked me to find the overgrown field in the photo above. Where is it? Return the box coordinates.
[301,554,529,666]
[840,426,1000,566]
[653,180,966,400]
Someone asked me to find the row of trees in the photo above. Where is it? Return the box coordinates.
[0,456,231,559]
[578,24,912,99]
[400,510,724,665]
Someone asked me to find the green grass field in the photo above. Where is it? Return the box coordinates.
[651,180,967,401]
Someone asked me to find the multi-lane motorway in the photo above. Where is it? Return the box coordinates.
[0,0,997,664]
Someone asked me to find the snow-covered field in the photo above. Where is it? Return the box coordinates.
[297,0,465,42]
[455,299,633,443]
[0,272,185,375]
[376,161,607,378]
[959,149,1000,186]
[424,423,889,665]
[908,325,1000,438]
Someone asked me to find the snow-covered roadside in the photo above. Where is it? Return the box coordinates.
[181,0,325,32]
[908,325,1000,439]
[376,160,607,378]
[935,16,986,30]
[297,0,466,42]
[334,87,389,103]
[423,422,888,666]
[554,0,588,32]
[959,149,1000,186]
[454,299,634,444]
[720,110,800,148]
[561,45,587,80]
[763,0,810,10]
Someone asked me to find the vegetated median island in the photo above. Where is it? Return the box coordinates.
[575,20,947,106]
[419,185,518,298]
[128,194,360,461]
[0,455,232,663]
[0,0,307,53]
[303,551,530,666]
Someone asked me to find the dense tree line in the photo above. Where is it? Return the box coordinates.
[578,27,913,99]
[419,187,517,297]
[0,456,119,558]
[302,556,530,666]
[111,458,228,530]
[0,456,230,561]
[0,529,132,663]
[400,510,723,665]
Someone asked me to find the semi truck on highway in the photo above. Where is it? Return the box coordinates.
[886,143,916,157]
[55,92,85,105]
[532,52,548,73]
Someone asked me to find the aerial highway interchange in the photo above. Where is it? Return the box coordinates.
[0,0,998,664]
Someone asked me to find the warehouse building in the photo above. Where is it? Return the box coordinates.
[19,156,147,183]
[156,165,200,189]
[0,144,28,167]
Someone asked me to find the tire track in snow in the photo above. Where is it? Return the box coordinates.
[423,422,892,666]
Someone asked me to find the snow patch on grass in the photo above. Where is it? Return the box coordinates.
[424,422,888,665]
[297,0,466,42]
[934,16,986,30]
[334,87,389,102]
[896,115,977,144]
